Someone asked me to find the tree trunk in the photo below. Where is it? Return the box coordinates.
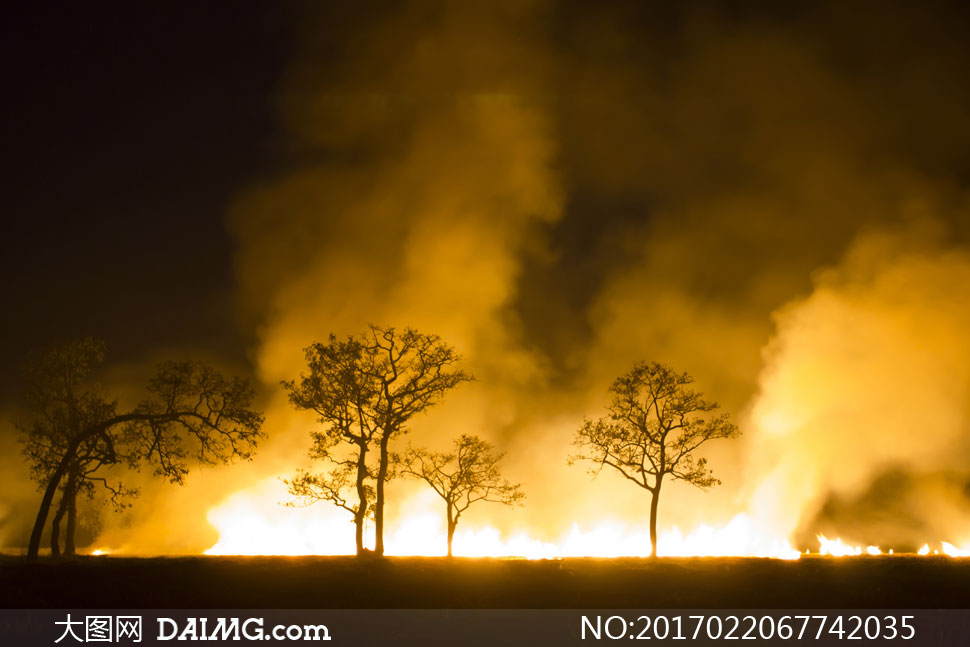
[65,483,78,556]
[50,490,69,558]
[27,412,178,558]
[27,445,78,559]
[446,505,456,558]
[649,480,662,559]
[353,514,364,556]
[374,433,391,557]
[354,441,369,556]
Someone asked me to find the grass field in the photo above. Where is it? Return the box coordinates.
[3,555,970,608]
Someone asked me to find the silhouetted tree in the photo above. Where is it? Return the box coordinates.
[365,326,472,556]
[400,434,523,557]
[44,440,138,557]
[21,347,142,557]
[285,464,376,531]
[284,325,472,556]
[283,335,380,555]
[18,338,265,559]
[571,362,739,558]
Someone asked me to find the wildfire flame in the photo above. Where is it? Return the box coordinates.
[205,509,801,560]
[941,542,970,557]
[200,479,970,559]
[817,535,863,556]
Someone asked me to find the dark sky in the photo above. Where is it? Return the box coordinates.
[0,4,290,396]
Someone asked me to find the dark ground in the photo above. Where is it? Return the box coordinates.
[2,555,969,608]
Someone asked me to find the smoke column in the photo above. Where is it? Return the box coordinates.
[743,224,970,547]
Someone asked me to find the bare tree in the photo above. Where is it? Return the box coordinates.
[571,362,739,558]
[44,439,138,557]
[283,336,380,555]
[284,463,376,550]
[18,338,265,559]
[365,326,472,556]
[284,326,472,557]
[400,435,523,557]
[20,364,135,556]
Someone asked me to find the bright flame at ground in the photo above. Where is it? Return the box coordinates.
[816,537,970,558]
[817,535,863,556]
[202,480,970,560]
[204,480,806,558]
[206,511,801,559]
[941,542,970,557]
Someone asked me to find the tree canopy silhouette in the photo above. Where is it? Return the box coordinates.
[571,361,739,557]
[283,334,380,555]
[18,338,265,558]
[22,408,139,557]
[284,325,472,556]
[400,434,523,557]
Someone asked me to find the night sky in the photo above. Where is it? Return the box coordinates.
[1,4,289,397]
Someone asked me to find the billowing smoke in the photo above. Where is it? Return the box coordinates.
[744,225,970,546]
[217,0,568,545]
[211,1,970,550]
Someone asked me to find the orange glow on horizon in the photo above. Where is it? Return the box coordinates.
[197,480,970,560]
[199,480,970,560]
